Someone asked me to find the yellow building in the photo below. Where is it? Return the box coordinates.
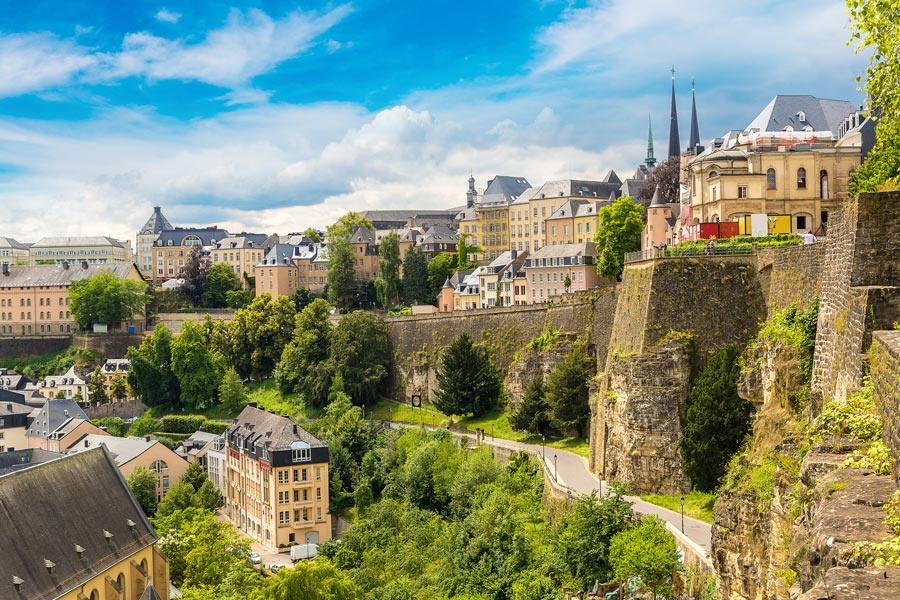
[225,405,331,552]
[460,175,530,264]
[29,236,134,266]
[688,95,863,235]
[255,244,300,299]
[210,235,268,289]
[0,401,30,452]
[0,447,170,600]
[0,262,146,337]
[153,227,226,281]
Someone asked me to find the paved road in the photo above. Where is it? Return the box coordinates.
[388,422,712,553]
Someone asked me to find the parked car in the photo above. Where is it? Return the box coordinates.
[248,552,261,564]
[269,563,286,573]
[290,543,319,562]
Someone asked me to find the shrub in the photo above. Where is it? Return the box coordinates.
[161,415,207,434]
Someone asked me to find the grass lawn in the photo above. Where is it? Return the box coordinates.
[638,491,717,524]
[369,399,590,459]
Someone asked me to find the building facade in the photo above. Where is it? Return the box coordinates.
[0,401,30,452]
[153,227,226,281]
[29,236,134,266]
[524,243,602,303]
[225,406,331,552]
[137,206,174,280]
[0,237,29,267]
[210,235,268,288]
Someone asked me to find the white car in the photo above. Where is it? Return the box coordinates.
[248,552,261,564]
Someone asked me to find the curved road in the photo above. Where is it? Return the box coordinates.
[386,422,712,553]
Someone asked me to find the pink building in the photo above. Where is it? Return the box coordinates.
[523,242,601,304]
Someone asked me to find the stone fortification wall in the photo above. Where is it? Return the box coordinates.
[153,309,236,335]
[0,336,71,359]
[386,288,618,402]
[756,242,825,313]
[72,334,145,359]
[812,192,900,407]
[871,330,900,485]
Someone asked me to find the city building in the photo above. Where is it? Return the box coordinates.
[67,435,189,501]
[27,399,107,453]
[0,262,146,337]
[643,186,679,250]
[478,251,527,308]
[0,400,30,452]
[0,367,29,391]
[153,227,227,281]
[418,224,459,257]
[0,447,171,600]
[349,226,379,282]
[0,237,29,267]
[175,430,219,466]
[224,405,331,552]
[687,95,862,236]
[37,365,88,401]
[255,244,301,298]
[210,234,268,288]
[28,236,134,266]
[459,175,530,263]
[524,243,602,303]
[137,206,174,280]
[360,209,458,231]
[206,435,227,498]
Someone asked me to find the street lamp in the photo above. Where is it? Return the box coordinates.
[541,435,545,461]
[553,454,558,483]
[490,424,494,441]
[680,495,685,533]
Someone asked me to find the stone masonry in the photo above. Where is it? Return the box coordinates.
[871,330,900,486]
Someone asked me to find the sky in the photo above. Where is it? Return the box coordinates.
[0,0,868,243]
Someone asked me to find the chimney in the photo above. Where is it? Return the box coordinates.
[293,424,298,435]
[62,261,69,270]
[1,263,8,276]
[84,439,89,448]
[248,402,257,409]
[81,260,88,269]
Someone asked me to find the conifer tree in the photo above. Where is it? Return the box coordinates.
[433,333,501,417]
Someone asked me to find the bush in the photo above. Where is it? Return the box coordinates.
[129,412,162,437]
[161,415,207,434]
[92,417,126,437]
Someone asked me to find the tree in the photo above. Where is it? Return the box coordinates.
[303,227,322,243]
[127,324,181,408]
[401,245,430,305]
[510,378,550,435]
[171,320,225,410]
[109,374,129,401]
[205,263,240,307]
[219,367,248,415]
[433,333,502,417]
[375,232,401,308]
[563,273,572,292]
[69,272,148,327]
[87,366,109,405]
[325,311,390,406]
[847,0,900,192]
[225,289,254,309]
[275,298,333,407]
[555,488,635,591]
[180,251,210,306]
[182,460,209,492]
[222,294,297,378]
[609,516,680,600]
[638,156,681,207]
[249,558,365,600]
[545,346,593,437]
[290,287,315,312]
[196,479,224,510]
[594,196,644,280]
[156,481,198,517]
[326,231,357,311]
[334,211,374,232]
[427,252,456,301]
[127,466,158,516]
[456,238,481,270]
[680,345,753,492]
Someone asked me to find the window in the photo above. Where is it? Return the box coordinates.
[797,167,807,189]
[279,491,290,504]
[766,168,776,189]
[315,467,321,481]
[316,487,322,500]
[152,460,168,473]
[279,511,290,525]
[738,185,748,199]
[796,215,808,231]
[317,507,323,521]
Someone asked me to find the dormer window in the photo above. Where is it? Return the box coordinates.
[291,440,311,462]
[797,111,806,122]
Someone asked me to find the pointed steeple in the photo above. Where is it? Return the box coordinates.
[667,67,680,159]
[644,115,656,167]
[688,78,701,153]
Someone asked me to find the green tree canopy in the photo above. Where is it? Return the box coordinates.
[375,232,401,308]
[427,252,456,301]
[204,262,240,307]
[433,333,502,417]
[219,294,297,378]
[609,515,680,600]
[109,373,129,401]
[218,367,249,415]
[303,227,322,243]
[69,272,148,327]
[126,324,181,408]
[275,298,334,406]
[680,345,753,492]
[510,377,550,435]
[87,366,109,404]
[594,196,644,280]
[325,310,390,406]
[180,251,210,307]
[326,231,357,311]
[401,245,430,305]
[249,558,365,600]
[544,346,593,437]
[171,320,225,410]
[127,465,158,516]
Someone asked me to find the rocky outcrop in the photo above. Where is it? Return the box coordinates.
[739,338,804,411]
[504,333,581,409]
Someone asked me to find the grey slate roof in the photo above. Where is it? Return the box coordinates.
[214,234,267,250]
[0,448,157,600]
[259,244,297,266]
[419,224,458,245]
[0,263,138,289]
[228,406,326,453]
[67,435,169,467]
[156,227,226,247]
[530,179,622,201]
[28,399,90,439]
[527,242,598,261]
[0,368,28,390]
[350,226,377,244]
[745,95,856,136]
[0,237,27,250]
[0,449,63,476]
[360,210,457,230]
[31,236,125,249]
[481,175,531,203]
[139,206,173,235]
[546,200,588,221]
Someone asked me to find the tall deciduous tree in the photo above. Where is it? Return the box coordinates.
[433,333,501,417]
[594,196,644,280]
[249,558,365,600]
[127,323,181,408]
[609,515,680,600]
[204,262,240,307]
[545,346,593,437]
[221,294,297,378]
[87,366,109,404]
[375,232,401,308]
[326,231,357,311]
[69,272,148,327]
[275,298,333,406]
[427,252,456,301]
[302,227,322,243]
[180,251,210,307]
[127,465,158,516]
[109,374,129,401]
[171,320,225,410]
[218,367,248,415]
[325,311,390,406]
[680,345,753,492]
[401,245,429,305]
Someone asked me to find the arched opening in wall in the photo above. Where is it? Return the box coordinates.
[117,572,125,594]
[820,170,829,199]
[767,168,777,190]
[797,167,807,189]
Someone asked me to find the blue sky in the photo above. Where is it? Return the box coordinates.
[0,0,868,242]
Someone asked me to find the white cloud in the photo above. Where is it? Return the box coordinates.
[155,9,182,24]
[0,33,96,98]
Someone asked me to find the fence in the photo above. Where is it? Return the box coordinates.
[625,244,755,264]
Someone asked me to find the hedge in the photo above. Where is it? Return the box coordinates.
[159,414,231,435]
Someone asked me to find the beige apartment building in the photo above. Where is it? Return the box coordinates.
[0,237,29,266]
[524,242,602,303]
[210,235,268,288]
[153,227,227,281]
[0,401,30,452]
[225,405,331,552]
[137,206,174,280]
[29,236,134,266]
[0,262,145,337]
[256,244,300,298]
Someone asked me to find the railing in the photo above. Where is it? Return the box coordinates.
[625,244,755,263]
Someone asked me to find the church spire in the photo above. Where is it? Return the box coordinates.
[688,77,701,153]
[644,115,656,167]
[667,67,680,159]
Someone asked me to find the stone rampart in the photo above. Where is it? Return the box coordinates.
[756,242,824,313]
[812,192,900,407]
[72,334,145,359]
[0,336,71,359]
[871,330,900,485]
